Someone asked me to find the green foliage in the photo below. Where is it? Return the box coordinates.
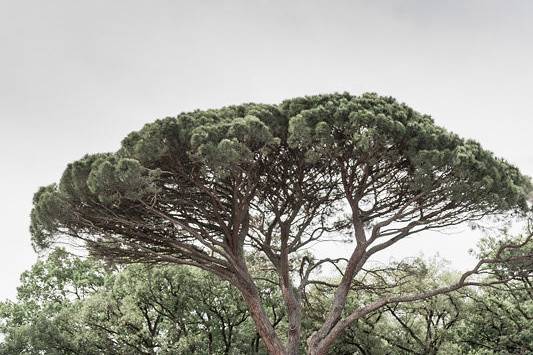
[0,249,276,355]
[454,285,533,355]
[2,248,532,354]
[283,93,530,211]
[304,255,533,355]
[0,249,107,354]
[30,93,531,253]
[453,234,533,354]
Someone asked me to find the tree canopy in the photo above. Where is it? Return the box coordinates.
[30,93,532,354]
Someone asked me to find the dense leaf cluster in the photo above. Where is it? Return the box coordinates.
[31,93,530,254]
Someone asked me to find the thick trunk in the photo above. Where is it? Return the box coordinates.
[283,289,301,355]
[237,277,287,355]
[226,203,288,354]
[279,224,302,355]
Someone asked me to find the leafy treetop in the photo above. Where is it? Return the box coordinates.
[31,92,530,252]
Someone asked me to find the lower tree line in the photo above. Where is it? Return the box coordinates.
[1,246,531,355]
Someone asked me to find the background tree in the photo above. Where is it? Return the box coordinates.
[451,232,533,354]
[303,257,466,355]
[2,237,531,354]
[0,249,282,354]
[30,93,532,354]
[0,249,109,354]
[303,236,532,355]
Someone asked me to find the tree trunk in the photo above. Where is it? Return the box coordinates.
[279,224,302,355]
[285,303,301,355]
[237,278,287,355]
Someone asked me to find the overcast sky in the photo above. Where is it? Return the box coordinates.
[1,0,532,300]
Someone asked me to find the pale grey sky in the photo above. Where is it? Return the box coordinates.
[1,0,532,300]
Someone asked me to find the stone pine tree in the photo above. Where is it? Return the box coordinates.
[30,93,531,355]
